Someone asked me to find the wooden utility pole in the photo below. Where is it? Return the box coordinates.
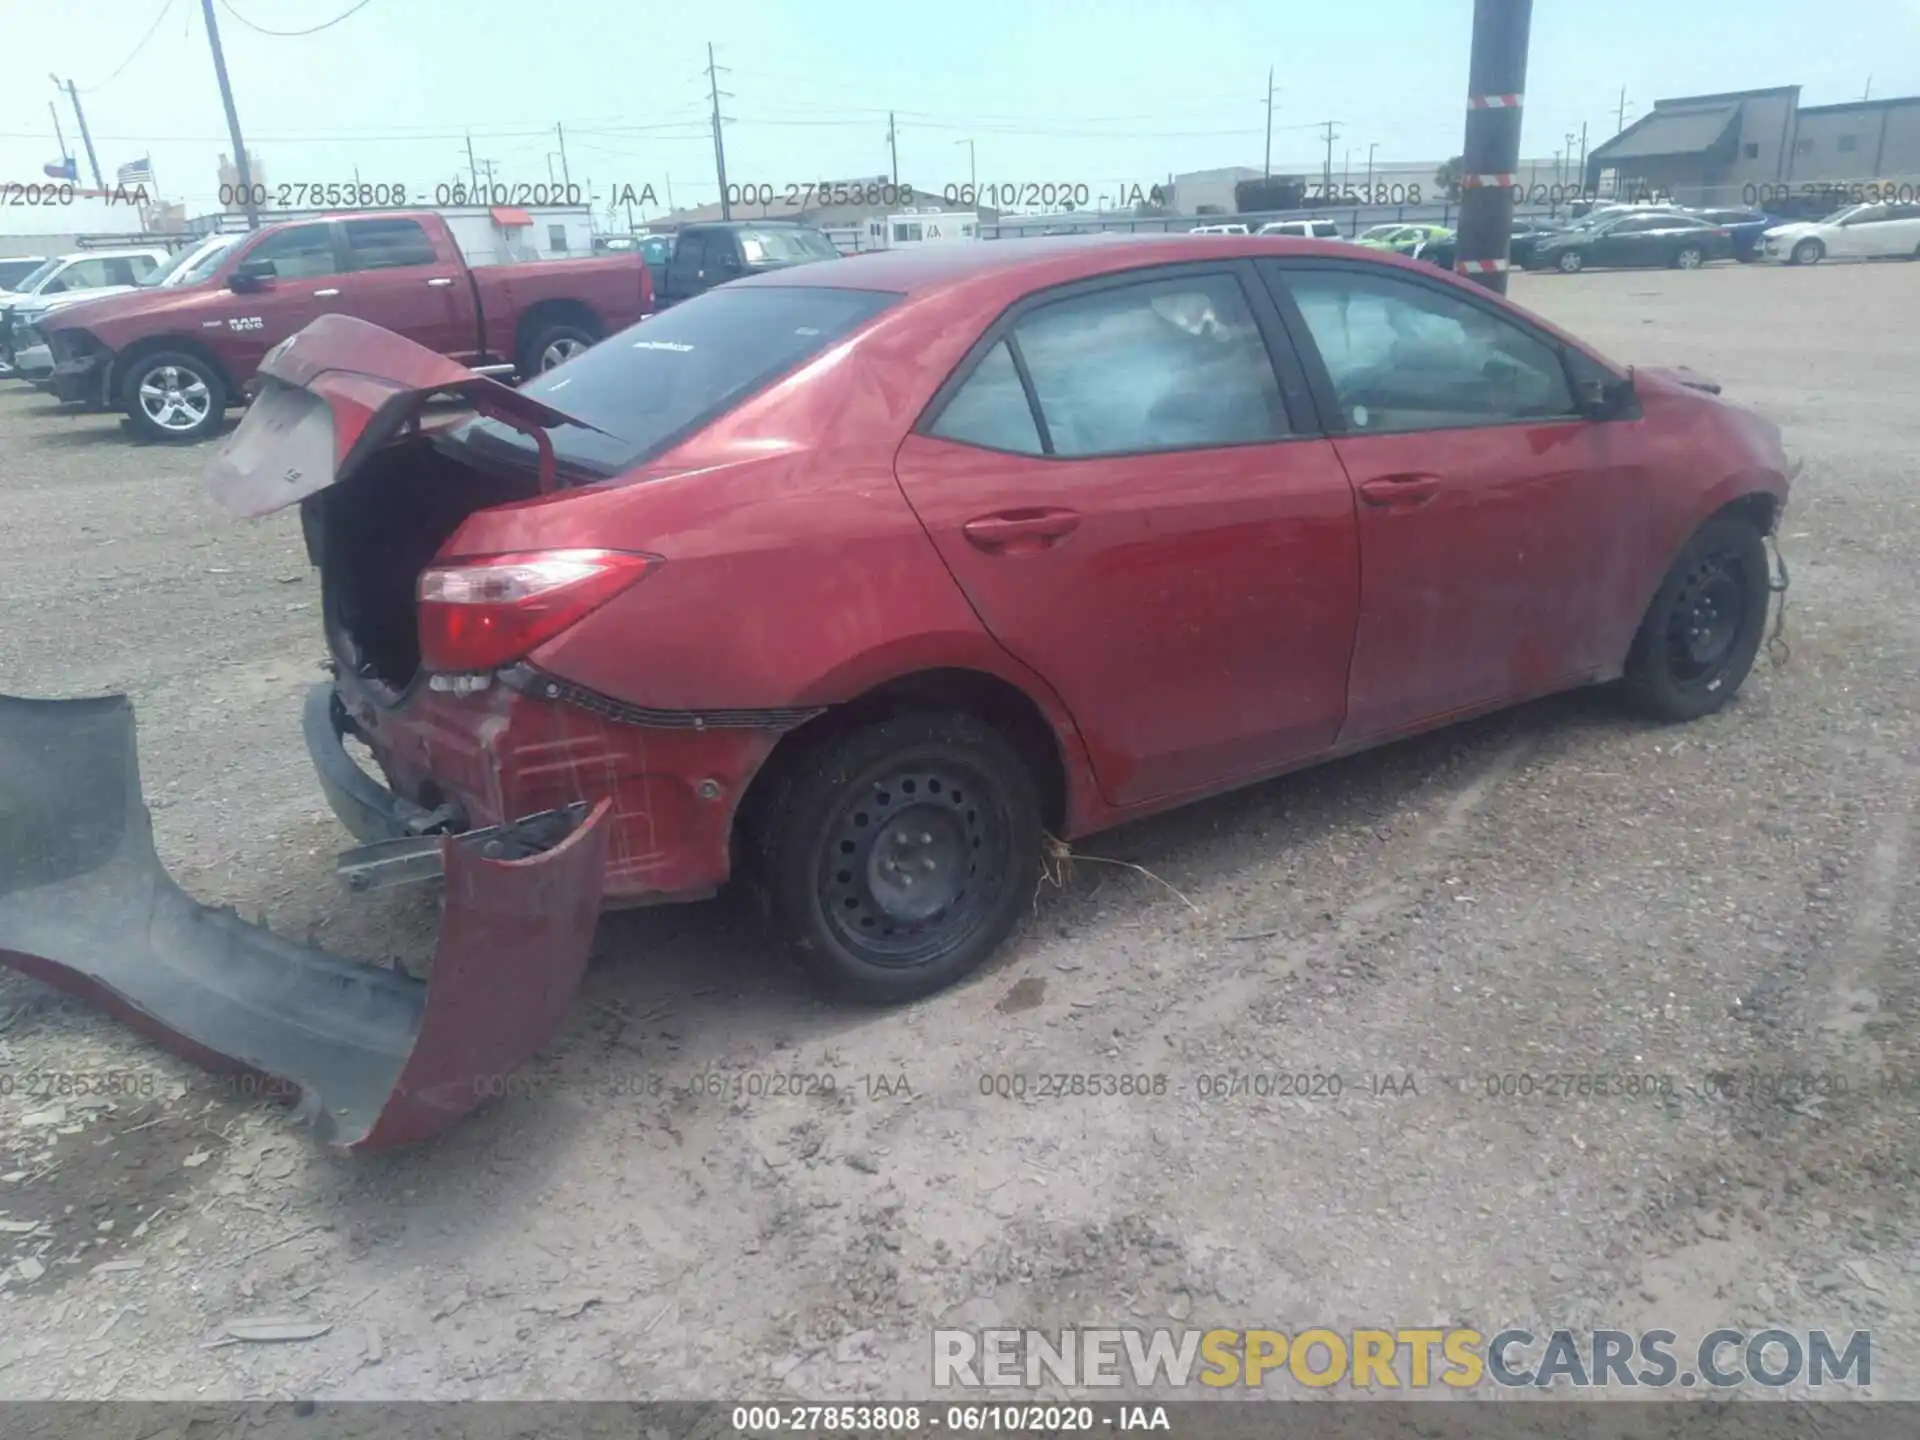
[708,42,732,220]
[52,78,105,191]
[1454,0,1532,293]
[197,1,257,228]
[1264,67,1277,177]
[887,112,899,186]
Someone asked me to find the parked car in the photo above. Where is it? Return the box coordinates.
[1256,218,1341,239]
[655,220,839,306]
[0,247,171,375]
[37,210,652,441]
[1760,202,1920,265]
[1524,211,1733,272]
[1356,223,1450,254]
[1190,222,1252,235]
[1410,220,1555,271]
[1695,208,1780,262]
[171,233,1791,1040]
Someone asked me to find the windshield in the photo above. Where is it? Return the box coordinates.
[5,257,62,294]
[1360,225,1406,241]
[738,228,839,264]
[438,284,899,477]
[149,235,240,287]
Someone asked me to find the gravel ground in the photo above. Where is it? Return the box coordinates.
[0,260,1915,1402]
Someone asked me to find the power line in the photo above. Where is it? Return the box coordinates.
[79,0,181,92]
[216,0,376,37]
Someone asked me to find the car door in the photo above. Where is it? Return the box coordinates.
[892,263,1361,808]
[665,229,709,298]
[1588,214,1655,265]
[215,222,342,374]
[1259,259,1648,741]
[336,217,479,362]
[1886,204,1920,257]
[1839,204,1909,258]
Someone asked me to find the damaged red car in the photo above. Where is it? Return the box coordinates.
[1,234,1791,1147]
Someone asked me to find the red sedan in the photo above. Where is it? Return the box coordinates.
[213,234,1791,1005]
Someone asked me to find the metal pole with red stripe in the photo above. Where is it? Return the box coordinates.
[1454,0,1533,295]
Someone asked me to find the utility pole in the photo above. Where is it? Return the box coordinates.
[1264,67,1277,177]
[1319,120,1340,197]
[707,42,732,220]
[466,132,480,196]
[887,112,899,186]
[1863,75,1872,101]
[50,77,105,192]
[195,0,256,228]
[555,122,572,187]
[48,101,69,173]
[1616,85,1629,134]
[1455,0,1532,294]
[1366,141,1378,196]
[1578,121,1588,184]
[956,137,976,194]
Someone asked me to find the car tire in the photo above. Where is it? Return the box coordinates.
[121,350,226,443]
[1623,514,1771,723]
[1790,238,1824,266]
[754,711,1041,1005]
[517,321,600,377]
[1556,250,1585,273]
[1674,245,1705,270]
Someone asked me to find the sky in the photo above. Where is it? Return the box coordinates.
[1,0,1916,221]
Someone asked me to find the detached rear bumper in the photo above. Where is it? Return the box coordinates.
[0,692,611,1151]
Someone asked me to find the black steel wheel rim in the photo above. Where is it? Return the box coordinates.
[1665,549,1748,685]
[818,760,1009,967]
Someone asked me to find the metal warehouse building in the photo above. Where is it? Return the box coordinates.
[1586,84,1920,208]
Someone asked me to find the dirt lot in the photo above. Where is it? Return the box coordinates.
[0,260,1916,1402]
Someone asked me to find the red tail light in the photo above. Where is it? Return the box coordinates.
[418,549,653,674]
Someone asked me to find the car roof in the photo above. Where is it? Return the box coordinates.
[57,247,168,261]
[731,230,1481,304]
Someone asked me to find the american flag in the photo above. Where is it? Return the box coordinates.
[116,157,155,186]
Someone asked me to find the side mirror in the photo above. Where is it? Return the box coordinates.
[1576,375,1636,419]
[227,258,274,293]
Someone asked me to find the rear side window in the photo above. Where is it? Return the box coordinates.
[943,273,1289,458]
[441,285,900,477]
[930,340,1042,455]
[1313,222,1339,238]
[344,218,437,270]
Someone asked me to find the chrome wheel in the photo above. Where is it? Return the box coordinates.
[1557,250,1584,273]
[539,337,587,370]
[137,365,213,432]
[1676,247,1703,270]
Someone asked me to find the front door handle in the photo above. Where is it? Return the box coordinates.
[426,277,455,288]
[313,287,341,297]
[962,508,1082,553]
[1357,473,1442,508]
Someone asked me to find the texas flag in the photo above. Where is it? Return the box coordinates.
[43,157,77,181]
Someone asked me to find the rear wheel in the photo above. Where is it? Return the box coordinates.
[755,712,1041,1004]
[121,350,226,443]
[1556,250,1585,273]
[517,321,600,377]
[1791,238,1824,266]
[1623,515,1771,722]
[1674,245,1705,270]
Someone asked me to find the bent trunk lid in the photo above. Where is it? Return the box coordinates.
[205,312,600,519]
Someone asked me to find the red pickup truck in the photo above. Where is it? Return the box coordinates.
[40,211,653,441]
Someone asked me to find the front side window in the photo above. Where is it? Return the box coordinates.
[1842,205,1890,226]
[343,218,436,270]
[1005,273,1288,457]
[242,225,338,279]
[1278,267,1575,433]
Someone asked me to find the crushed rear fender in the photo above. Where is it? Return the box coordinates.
[0,693,609,1151]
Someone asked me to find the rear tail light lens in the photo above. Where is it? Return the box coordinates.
[418,548,652,674]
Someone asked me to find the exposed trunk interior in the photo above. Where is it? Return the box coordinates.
[302,434,538,694]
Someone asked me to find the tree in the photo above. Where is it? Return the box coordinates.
[1435,156,1464,202]
[1234,174,1307,214]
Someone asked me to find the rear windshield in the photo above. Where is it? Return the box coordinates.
[439,284,900,478]
[739,228,840,264]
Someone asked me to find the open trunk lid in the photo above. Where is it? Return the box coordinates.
[205,312,601,519]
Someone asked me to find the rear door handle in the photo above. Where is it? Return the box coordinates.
[313,288,341,297]
[426,277,455,288]
[961,508,1082,553]
[1357,473,1442,508]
